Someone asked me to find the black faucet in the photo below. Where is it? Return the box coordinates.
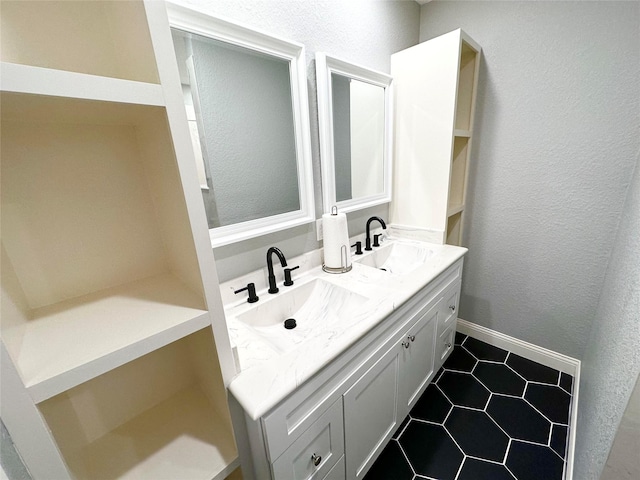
[365,216,387,251]
[266,246,287,294]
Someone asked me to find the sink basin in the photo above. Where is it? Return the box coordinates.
[354,241,435,275]
[235,279,368,354]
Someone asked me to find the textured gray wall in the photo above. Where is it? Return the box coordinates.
[576,151,640,479]
[420,0,640,359]
[173,0,420,281]
[600,374,640,480]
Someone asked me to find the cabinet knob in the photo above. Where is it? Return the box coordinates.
[409,335,416,342]
[449,305,456,312]
[402,341,410,349]
[446,342,452,348]
[311,453,322,467]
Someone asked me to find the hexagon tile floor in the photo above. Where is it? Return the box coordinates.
[364,332,574,480]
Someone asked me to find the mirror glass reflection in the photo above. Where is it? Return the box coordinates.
[316,52,393,214]
[331,74,385,202]
[172,29,300,229]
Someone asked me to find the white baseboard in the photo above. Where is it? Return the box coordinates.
[456,318,580,480]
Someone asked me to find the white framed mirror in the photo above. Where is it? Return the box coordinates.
[167,3,315,247]
[316,53,393,214]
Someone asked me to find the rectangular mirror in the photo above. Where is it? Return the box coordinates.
[316,53,393,214]
[168,3,315,247]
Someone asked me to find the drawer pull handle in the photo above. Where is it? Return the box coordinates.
[402,341,410,349]
[311,453,322,467]
[449,305,456,312]
[409,335,416,342]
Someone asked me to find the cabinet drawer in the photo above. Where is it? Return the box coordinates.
[440,281,460,330]
[323,455,345,480]
[271,397,344,480]
[437,325,455,364]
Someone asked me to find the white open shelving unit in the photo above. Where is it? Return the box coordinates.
[1,1,238,479]
[390,29,481,246]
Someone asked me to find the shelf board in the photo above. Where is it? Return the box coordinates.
[447,204,465,217]
[0,62,164,106]
[64,386,239,480]
[6,273,210,403]
[453,129,471,138]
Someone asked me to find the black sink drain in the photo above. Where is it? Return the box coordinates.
[284,318,297,329]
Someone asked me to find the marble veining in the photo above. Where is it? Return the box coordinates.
[354,240,436,275]
[225,235,466,420]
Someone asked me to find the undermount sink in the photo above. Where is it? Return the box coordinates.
[234,279,368,354]
[354,241,436,275]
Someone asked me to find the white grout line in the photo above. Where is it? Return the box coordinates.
[503,437,512,464]
[504,362,529,383]
[396,438,417,477]
[384,326,579,480]
[453,455,466,480]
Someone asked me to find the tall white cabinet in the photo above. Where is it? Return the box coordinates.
[0,1,238,479]
[390,29,481,246]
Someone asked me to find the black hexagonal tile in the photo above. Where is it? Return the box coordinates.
[433,366,445,383]
[473,362,526,396]
[455,331,467,345]
[464,337,508,362]
[443,346,477,372]
[399,422,463,480]
[363,440,413,480]
[487,395,551,444]
[458,458,515,480]
[506,353,559,384]
[410,384,451,424]
[506,441,565,480]
[438,371,491,409]
[560,372,573,394]
[550,424,568,458]
[525,383,571,424]
[445,407,509,462]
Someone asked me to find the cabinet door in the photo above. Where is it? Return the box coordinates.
[399,301,438,418]
[343,343,401,480]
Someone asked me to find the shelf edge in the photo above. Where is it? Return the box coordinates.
[27,312,211,404]
[0,62,165,106]
[447,205,465,217]
[453,129,471,138]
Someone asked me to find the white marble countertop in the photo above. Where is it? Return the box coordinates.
[224,235,467,420]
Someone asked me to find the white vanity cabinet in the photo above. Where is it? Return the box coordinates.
[344,299,438,480]
[436,281,461,366]
[240,259,463,480]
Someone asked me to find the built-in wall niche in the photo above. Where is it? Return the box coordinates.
[1,2,239,478]
[167,2,315,247]
[38,328,238,480]
[446,212,463,246]
[454,42,477,132]
[0,91,208,402]
[0,0,158,83]
[448,136,469,214]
